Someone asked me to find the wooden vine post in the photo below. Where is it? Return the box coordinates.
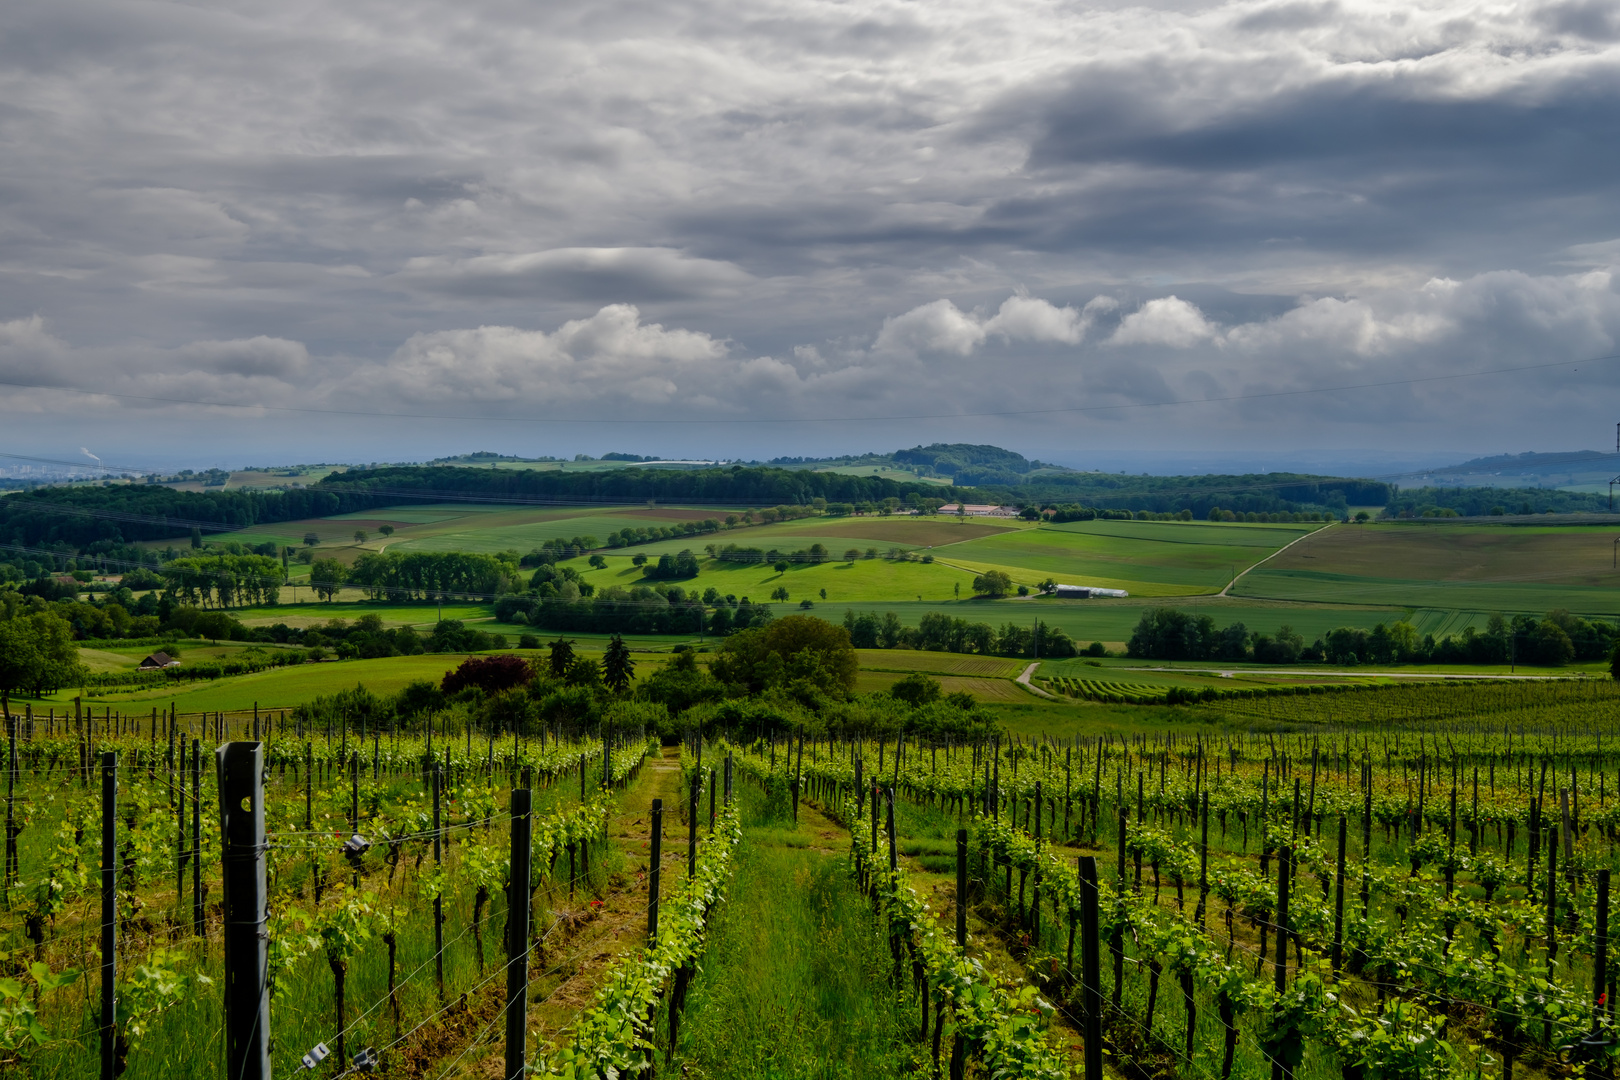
[505,787,533,1080]
[99,751,117,1080]
[191,739,203,936]
[648,799,662,939]
[1272,844,1293,1080]
[219,742,270,1080]
[434,765,445,1001]
[1078,855,1103,1080]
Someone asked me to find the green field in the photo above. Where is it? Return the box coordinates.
[1233,520,1620,615]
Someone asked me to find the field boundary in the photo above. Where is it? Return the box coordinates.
[1218,521,1331,596]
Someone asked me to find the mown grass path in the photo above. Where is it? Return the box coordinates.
[667,788,917,1080]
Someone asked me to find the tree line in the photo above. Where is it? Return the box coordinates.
[841,610,1083,658]
[0,460,1413,553]
[1125,606,1616,667]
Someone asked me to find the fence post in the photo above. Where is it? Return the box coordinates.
[1332,816,1347,975]
[793,729,804,824]
[1272,845,1293,1080]
[1079,855,1103,1080]
[1598,869,1610,1033]
[1195,791,1209,927]
[219,742,269,1080]
[434,766,445,1000]
[176,739,187,908]
[688,768,700,878]
[1547,825,1559,963]
[648,799,663,939]
[191,739,203,936]
[956,829,968,948]
[887,788,898,875]
[100,751,117,1080]
[505,788,533,1080]
[5,712,16,891]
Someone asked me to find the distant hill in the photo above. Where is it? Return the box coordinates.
[1387,449,1620,493]
[769,442,1068,486]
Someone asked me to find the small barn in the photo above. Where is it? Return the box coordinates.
[1052,584,1130,599]
[138,652,180,670]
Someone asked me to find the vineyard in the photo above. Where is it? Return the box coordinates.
[2,677,1620,1077]
[725,677,1620,1080]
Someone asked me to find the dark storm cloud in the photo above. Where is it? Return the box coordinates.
[0,0,1618,465]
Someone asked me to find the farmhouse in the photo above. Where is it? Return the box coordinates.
[138,652,180,670]
[938,503,1020,518]
[1052,584,1129,599]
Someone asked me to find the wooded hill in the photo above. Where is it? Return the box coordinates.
[0,457,1406,550]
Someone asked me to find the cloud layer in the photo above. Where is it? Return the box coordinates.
[1,0,1619,463]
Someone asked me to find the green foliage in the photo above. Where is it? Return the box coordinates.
[541,804,742,1078]
[0,960,79,1058]
[970,570,1012,598]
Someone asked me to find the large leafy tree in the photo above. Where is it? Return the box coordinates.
[0,612,85,716]
[970,570,1013,598]
[709,614,858,697]
[309,559,348,602]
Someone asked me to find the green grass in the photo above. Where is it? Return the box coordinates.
[568,553,979,605]
[936,519,1318,595]
[61,654,478,709]
[1232,521,1620,615]
[670,788,915,1080]
[233,602,491,627]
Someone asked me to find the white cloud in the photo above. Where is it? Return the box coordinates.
[874,293,1101,355]
[1108,297,1219,348]
[873,299,987,356]
[984,293,1098,344]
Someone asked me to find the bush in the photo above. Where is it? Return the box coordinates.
[441,654,533,695]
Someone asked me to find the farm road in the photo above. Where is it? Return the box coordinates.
[1218,521,1331,595]
[1015,662,1056,698]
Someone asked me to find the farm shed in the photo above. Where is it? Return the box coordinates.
[137,652,180,669]
[1052,584,1129,599]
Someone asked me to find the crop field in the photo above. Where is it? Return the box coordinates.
[938,519,1318,595]
[854,649,1026,677]
[619,514,1018,557]
[569,551,981,605]
[233,602,492,628]
[1234,521,1620,614]
[196,503,737,557]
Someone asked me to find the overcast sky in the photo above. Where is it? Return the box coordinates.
[2,0,1619,474]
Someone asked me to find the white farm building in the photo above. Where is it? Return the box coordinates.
[1052,584,1129,599]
